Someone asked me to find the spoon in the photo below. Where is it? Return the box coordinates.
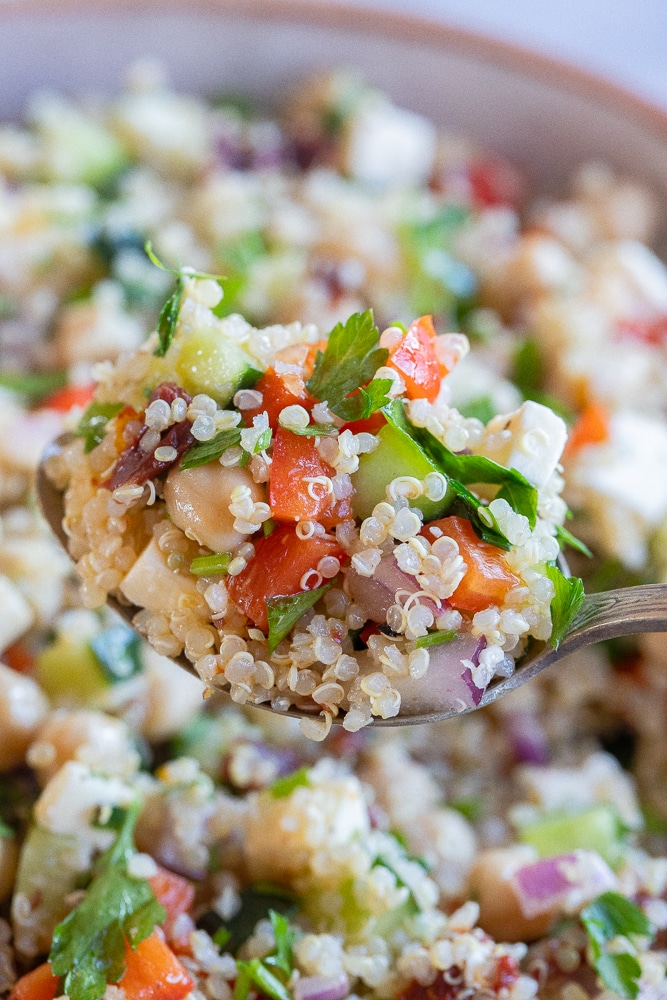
[37,436,667,727]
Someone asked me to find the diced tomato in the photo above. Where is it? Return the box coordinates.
[243,368,313,429]
[8,963,59,1000]
[387,316,442,402]
[467,155,524,209]
[3,641,35,674]
[40,382,96,412]
[617,314,667,346]
[563,401,610,460]
[359,622,380,645]
[421,516,521,613]
[399,970,460,1000]
[120,932,193,1000]
[491,953,520,992]
[340,410,386,435]
[269,428,336,522]
[228,523,345,632]
[149,866,196,953]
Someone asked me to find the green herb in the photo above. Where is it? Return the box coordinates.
[581,892,654,999]
[0,818,13,839]
[190,552,232,576]
[213,926,232,950]
[449,797,482,822]
[306,311,388,417]
[179,427,243,470]
[253,426,272,454]
[204,884,297,958]
[265,910,296,975]
[415,629,457,649]
[0,292,18,320]
[235,958,290,1000]
[89,626,143,684]
[410,416,538,528]
[76,402,124,453]
[263,518,277,537]
[512,338,575,422]
[284,423,339,437]
[49,801,166,1000]
[270,767,311,799]
[266,584,333,653]
[546,564,585,648]
[555,523,593,559]
[458,395,496,424]
[146,242,224,357]
[0,369,68,403]
[333,377,394,423]
[213,231,268,318]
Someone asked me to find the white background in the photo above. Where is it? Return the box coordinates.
[329,0,667,109]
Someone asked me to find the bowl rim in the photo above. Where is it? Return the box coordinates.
[2,0,667,140]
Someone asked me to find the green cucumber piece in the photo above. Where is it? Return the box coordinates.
[176,327,262,405]
[36,634,108,701]
[351,418,454,521]
[518,804,626,866]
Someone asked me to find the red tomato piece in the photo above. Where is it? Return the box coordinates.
[8,963,59,1000]
[149,866,196,951]
[340,410,386,435]
[40,382,96,412]
[563,401,610,460]
[467,155,524,209]
[269,428,336,522]
[616,314,667,346]
[228,523,345,632]
[421,515,520,613]
[387,316,442,402]
[243,368,313,430]
[120,932,193,1000]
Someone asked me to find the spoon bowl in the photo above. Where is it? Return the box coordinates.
[37,434,667,727]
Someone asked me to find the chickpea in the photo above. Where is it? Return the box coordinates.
[27,708,140,785]
[0,662,49,771]
[163,462,264,554]
[467,847,557,942]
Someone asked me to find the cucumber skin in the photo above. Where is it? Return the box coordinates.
[351,419,454,521]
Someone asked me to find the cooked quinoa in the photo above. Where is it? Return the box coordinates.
[0,64,666,1000]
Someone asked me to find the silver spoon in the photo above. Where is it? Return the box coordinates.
[37,436,667,727]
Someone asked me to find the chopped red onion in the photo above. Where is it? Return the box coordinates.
[510,850,616,919]
[506,711,550,765]
[293,973,349,1000]
[346,554,440,624]
[394,633,486,715]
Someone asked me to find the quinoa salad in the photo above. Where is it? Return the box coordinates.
[1,63,667,1000]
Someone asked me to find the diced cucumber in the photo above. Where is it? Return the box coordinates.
[351,418,454,521]
[176,327,262,405]
[13,824,83,953]
[518,804,626,866]
[35,99,129,187]
[36,634,108,701]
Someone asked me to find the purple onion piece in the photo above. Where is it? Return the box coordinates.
[293,974,350,1000]
[510,851,616,919]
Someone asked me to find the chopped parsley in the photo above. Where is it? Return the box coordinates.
[555,522,593,559]
[546,564,586,648]
[284,423,339,437]
[76,402,124,453]
[190,552,232,576]
[415,629,457,649]
[333,377,394,423]
[266,583,333,653]
[49,800,166,1000]
[581,892,654,999]
[179,427,243,470]
[198,884,297,958]
[306,310,388,418]
[0,369,68,403]
[234,910,298,1000]
[270,767,310,798]
[145,242,224,357]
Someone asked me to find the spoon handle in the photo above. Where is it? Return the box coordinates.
[564,584,667,650]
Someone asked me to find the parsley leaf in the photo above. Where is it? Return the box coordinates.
[546,564,586,648]
[89,625,143,684]
[555,523,593,559]
[333,378,394,423]
[154,281,183,357]
[179,427,243,470]
[265,910,296,975]
[235,958,290,1000]
[76,402,124,453]
[49,800,166,1000]
[306,311,388,417]
[266,584,333,653]
[270,767,310,799]
[581,892,654,999]
[282,423,339,438]
[410,418,538,528]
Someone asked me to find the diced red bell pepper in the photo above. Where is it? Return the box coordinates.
[228,523,345,632]
[8,963,59,1000]
[421,515,520,613]
[40,382,97,412]
[387,316,442,402]
[269,428,337,522]
[119,932,193,1000]
[149,866,196,953]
